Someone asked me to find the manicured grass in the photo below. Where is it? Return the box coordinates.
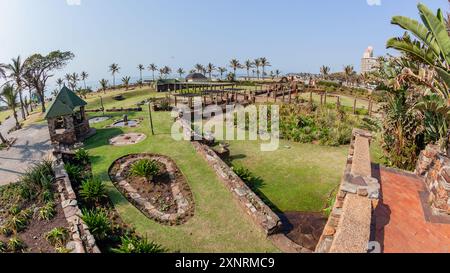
[84,108,278,253]
[0,109,12,123]
[227,140,348,213]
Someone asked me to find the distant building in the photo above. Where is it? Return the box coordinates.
[185,73,208,82]
[361,46,378,74]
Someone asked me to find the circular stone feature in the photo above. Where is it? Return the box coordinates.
[112,120,139,127]
[109,154,195,225]
[89,116,111,124]
[109,133,147,146]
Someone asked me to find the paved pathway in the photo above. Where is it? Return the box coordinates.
[0,111,51,186]
[374,168,450,253]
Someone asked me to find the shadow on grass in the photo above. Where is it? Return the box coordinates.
[84,128,124,150]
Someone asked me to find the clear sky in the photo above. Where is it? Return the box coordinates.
[0,0,448,88]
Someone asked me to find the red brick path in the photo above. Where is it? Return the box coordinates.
[374,168,450,253]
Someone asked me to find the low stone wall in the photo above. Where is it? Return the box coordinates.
[191,141,282,236]
[416,145,450,216]
[52,154,101,253]
[315,129,380,253]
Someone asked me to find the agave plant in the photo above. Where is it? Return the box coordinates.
[129,159,160,182]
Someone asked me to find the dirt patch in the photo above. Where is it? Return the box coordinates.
[109,133,147,146]
[280,212,327,251]
[0,203,69,253]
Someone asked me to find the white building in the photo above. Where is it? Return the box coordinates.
[361,46,378,74]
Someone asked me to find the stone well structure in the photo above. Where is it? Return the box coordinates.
[45,86,94,145]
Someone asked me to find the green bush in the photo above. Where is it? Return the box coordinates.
[7,237,25,253]
[45,227,69,248]
[81,208,111,240]
[112,235,166,253]
[64,163,84,184]
[74,149,90,164]
[38,202,56,221]
[129,159,160,181]
[79,177,107,205]
[0,241,6,253]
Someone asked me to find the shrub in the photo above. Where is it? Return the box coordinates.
[64,163,84,184]
[81,208,111,240]
[38,202,56,221]
[7,237,25,253]
[45,227,69,247]
[74,149,90,164]
[4,209,31,233]
[79,177,107,205]
[129,159,160,181]
[112,235,166,253]
[233,166,264,191]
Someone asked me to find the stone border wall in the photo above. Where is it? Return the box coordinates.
[415,144,450,216]
[52,153,101,253]
[315,129,380,253]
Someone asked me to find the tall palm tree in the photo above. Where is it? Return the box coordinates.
[137,64,145,83]
[70,73,80,90]
[344,65,355,85]
[163,66,172,78]
[320,65,331,80]
[244,60,254,80]
[177,68,185,79]
[122,76,131,90]
[259,57,271,80]
[275,69,281,78]
[56,78,64,89]
[206,63,216,80]
[109,63,120,88]
[6,56,27,118]
[0,84,21,129]
[65,73,72,86]
[254,58,262,80]
[81,71,89,90]
[195,64,205,74]
[217,67,227,80]
[229,59,241,77]
[99,79,109,94]
[148,64,157,82]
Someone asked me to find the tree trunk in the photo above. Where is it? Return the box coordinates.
[28,89,34,112]
[18,89,27,119]
[12,108,20,129]
[37,91,46,113]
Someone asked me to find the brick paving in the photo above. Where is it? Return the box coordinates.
[374,168,450,253]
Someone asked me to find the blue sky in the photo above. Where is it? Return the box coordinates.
[0,0,448,88]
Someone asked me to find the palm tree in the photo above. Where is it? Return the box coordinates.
[109,63,120,88]
[275,69,281,79]
[137,64,145,83]
[0,84,21,129]
[259,57,271,80]
[122,76,131,90]
[254,58,262,80]
[6,56,27,119]
[99,79,109,94]
[65,73,72,86]
[244,60,254,80]
[229,59,241,77]
[177,68,185,79]
[195,64,205,74]
[0,129,7,145]
[70,72,80,90]
[387,3,450,98]
[218,67,227,80]
[81,71,89,90]
[344,65,355,85]
[206,63,216,80]
[320,65,331,80]
[148,64,157,82]
[163,66,172,78]
[56,78,64,89]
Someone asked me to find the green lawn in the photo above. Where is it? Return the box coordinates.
[298,92,378,111]
[84,108,278,253]
[227,140,348,213]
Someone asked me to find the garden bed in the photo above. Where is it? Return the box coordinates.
[108,154,195,226]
